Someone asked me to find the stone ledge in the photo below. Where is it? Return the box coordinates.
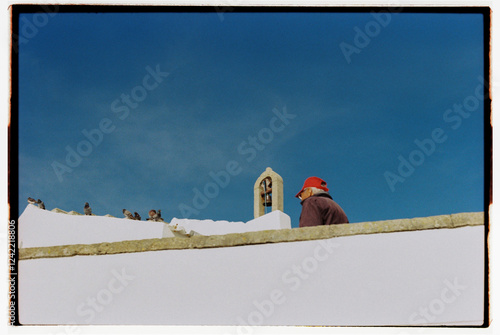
[19,211,484,260]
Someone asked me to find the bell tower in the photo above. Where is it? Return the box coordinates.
[254,167,284,218]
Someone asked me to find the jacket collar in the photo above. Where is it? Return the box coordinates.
[300,192,332,205]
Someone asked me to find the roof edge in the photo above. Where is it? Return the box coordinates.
[19,211,484,260]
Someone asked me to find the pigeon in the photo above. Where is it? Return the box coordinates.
[27,197,37,205]
[134,212,141,221]
[84,202,92,215]
[148,209,163,222]
[37,199,45,210]
[155,209,163,222]
[147,209,156,221]
[123,209,134,220]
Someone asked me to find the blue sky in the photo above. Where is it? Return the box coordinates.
[17,9,485,228]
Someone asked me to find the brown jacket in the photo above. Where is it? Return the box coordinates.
[299,193,349,227]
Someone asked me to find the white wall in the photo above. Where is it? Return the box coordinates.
[19,225,484,326]
[170,210,291,236]
[18,205,167,248]
[19,205,291,248]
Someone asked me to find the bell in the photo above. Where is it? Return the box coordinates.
[263,193,272,207]
[261,178,272,207]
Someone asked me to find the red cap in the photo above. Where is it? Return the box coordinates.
[295,177,329,198]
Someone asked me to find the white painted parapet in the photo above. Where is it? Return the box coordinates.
[18,223,485,326]
[17,210,485,326]
[18,205,291,248]
[18,205,168,248]
[170,210,291,236]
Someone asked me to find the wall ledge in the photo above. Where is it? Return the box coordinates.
[19,211,484,260]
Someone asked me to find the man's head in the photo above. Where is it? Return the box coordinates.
[295,177,329,200]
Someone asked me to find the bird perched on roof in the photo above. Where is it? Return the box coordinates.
[134,212,141,221]
[84,202,92,215]
[146,209,156,221]
[155,209,163,222]
[123,209,134,220]
[27,197,37,205]
[37,199,45,210]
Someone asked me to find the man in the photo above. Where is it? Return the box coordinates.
[295,176,349,227]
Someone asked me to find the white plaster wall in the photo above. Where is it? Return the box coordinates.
[19,225,484,326]
[19,206,291,248]
[170,210,291,235]
[18,205,167,248]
